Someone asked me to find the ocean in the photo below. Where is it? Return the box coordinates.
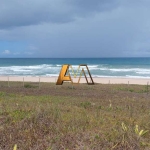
[0,58,150,78]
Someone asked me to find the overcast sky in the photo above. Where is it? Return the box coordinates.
[0,0,150,58]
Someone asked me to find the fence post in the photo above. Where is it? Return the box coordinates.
[23,77,24,87]
[8,76,10,87]
[39,77,40,89]
[147,81,149,94]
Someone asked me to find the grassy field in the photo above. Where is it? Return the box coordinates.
[0,81,150,150]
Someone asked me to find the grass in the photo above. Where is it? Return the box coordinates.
[24,83,38,88]
[116,84,150,93]
[0,82,150,149]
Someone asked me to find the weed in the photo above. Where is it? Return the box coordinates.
[80,101,91,109]
[0,92,5,96]
[135,125,149,139]
[10,109,32,122]
[13,144,17,150]
[122,122,128,132]
[24,83,38,88]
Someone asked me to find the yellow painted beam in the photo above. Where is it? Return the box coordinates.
[56,64,72,85]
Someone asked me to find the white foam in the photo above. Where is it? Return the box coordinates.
[91,75,150,79]
[92,75,121,78]
[126,75,150,79]
[46,74,59,77]
[88,65,99,68]
[99,68,150,72]
[0,63,150,78]
[136,71,150,74]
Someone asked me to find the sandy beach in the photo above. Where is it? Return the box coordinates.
[0,76,150,85]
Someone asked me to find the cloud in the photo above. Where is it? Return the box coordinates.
[0,0,150,57]
[24,51,34,55]
[0,0,119,29]
[13,52,20,55]
[69,0,119,13]
[29,45,38,51]
[2,50,11,54]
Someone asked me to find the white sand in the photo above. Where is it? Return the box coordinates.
[0,76,150,85]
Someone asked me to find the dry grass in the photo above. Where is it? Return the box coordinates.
[0,82,150,149]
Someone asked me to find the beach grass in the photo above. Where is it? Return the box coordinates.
[0,82,150,149]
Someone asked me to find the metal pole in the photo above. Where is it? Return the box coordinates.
[8,76,10,87]
[39,77,40,89]
[72,79,74,89]
[147,81,149,94]
[23,77,24,87]
[55,78,56,89]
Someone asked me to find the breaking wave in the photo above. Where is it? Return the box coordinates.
[0,63,150,78]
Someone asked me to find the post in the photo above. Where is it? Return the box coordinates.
[127,81,130,91]
[8,76,10,87]
[55,78,56,89]
[23,77,24,87]
[39,77,40,89]
[147,81,149,94]
[72,79,74,89]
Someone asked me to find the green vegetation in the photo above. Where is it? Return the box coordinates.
[0,82,150,149]
[24,83,38,88]
[116,84,150,93]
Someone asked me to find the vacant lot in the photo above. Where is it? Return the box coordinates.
[0,82,150,150]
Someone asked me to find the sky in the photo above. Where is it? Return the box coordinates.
[0,0,150,58]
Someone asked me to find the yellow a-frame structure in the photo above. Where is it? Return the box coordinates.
[56,64,94,85]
